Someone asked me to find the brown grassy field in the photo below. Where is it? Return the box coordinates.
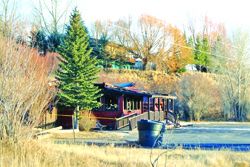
[1,140,250,167]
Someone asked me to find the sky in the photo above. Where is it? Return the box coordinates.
[18,0,250,34]
[76,0,250,33]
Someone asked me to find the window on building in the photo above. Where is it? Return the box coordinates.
[124,97,141,110]
[104,95,118,111]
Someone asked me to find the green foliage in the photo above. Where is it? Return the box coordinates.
[90,34,109,59]
[194,36,210,71]
[56,8,101,111]
[89,34,110,68]
[187,36,194,47]
[30,29,48,54]
[176,67,186,73]
[47,32,64,52]
[30,28,63,54]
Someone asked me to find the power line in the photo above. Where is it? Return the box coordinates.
[98,23,250,66]
[170,42,239,61]
[112,24,250,61]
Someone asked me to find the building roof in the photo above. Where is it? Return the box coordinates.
[95,82,177,99]
[113,82,135,88]
[95,82,151,97]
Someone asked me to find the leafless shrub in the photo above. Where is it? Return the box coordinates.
[0,36,55,142]
[177,72,222,121]
[79,111,97,131]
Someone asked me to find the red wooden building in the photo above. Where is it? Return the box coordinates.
[57,82,176,129]
[91,82,151,128]
[91,82,176,129]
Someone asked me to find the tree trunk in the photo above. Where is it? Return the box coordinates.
[142,58,148,70]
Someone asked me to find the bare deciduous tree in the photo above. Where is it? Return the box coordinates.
[0,0,16,36]
[214,31,250,121]
[112,15,170,70]
[91,20,112,40]
[0,0,27,40]
[34,0,72,34]
[164,26,193,73]
[186,16,226,46]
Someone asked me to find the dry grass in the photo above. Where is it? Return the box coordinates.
[50,131,125,140]
[1,140,250,167]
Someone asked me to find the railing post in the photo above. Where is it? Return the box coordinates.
[115,118,117,130]
[158,98,160,112]
[153,98,155,112]
[172,99,176,124]
[147,97,150,120]
[166,99,169,121]
[162,99,165,111]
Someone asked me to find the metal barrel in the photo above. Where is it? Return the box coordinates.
[137,119,165,147]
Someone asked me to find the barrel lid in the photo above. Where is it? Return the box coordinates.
[139,119,164,125]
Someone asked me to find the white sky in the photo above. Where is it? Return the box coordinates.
[19,0,250,33]
[76,0,250,32]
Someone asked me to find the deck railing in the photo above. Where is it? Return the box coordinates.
[115,113,137,130]
[128,112,148,130]
[114,111,166,130]
[128,111,166,130]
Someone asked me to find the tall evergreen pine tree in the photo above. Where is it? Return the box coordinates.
[194,36,210,71]
[56,9,101,117]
